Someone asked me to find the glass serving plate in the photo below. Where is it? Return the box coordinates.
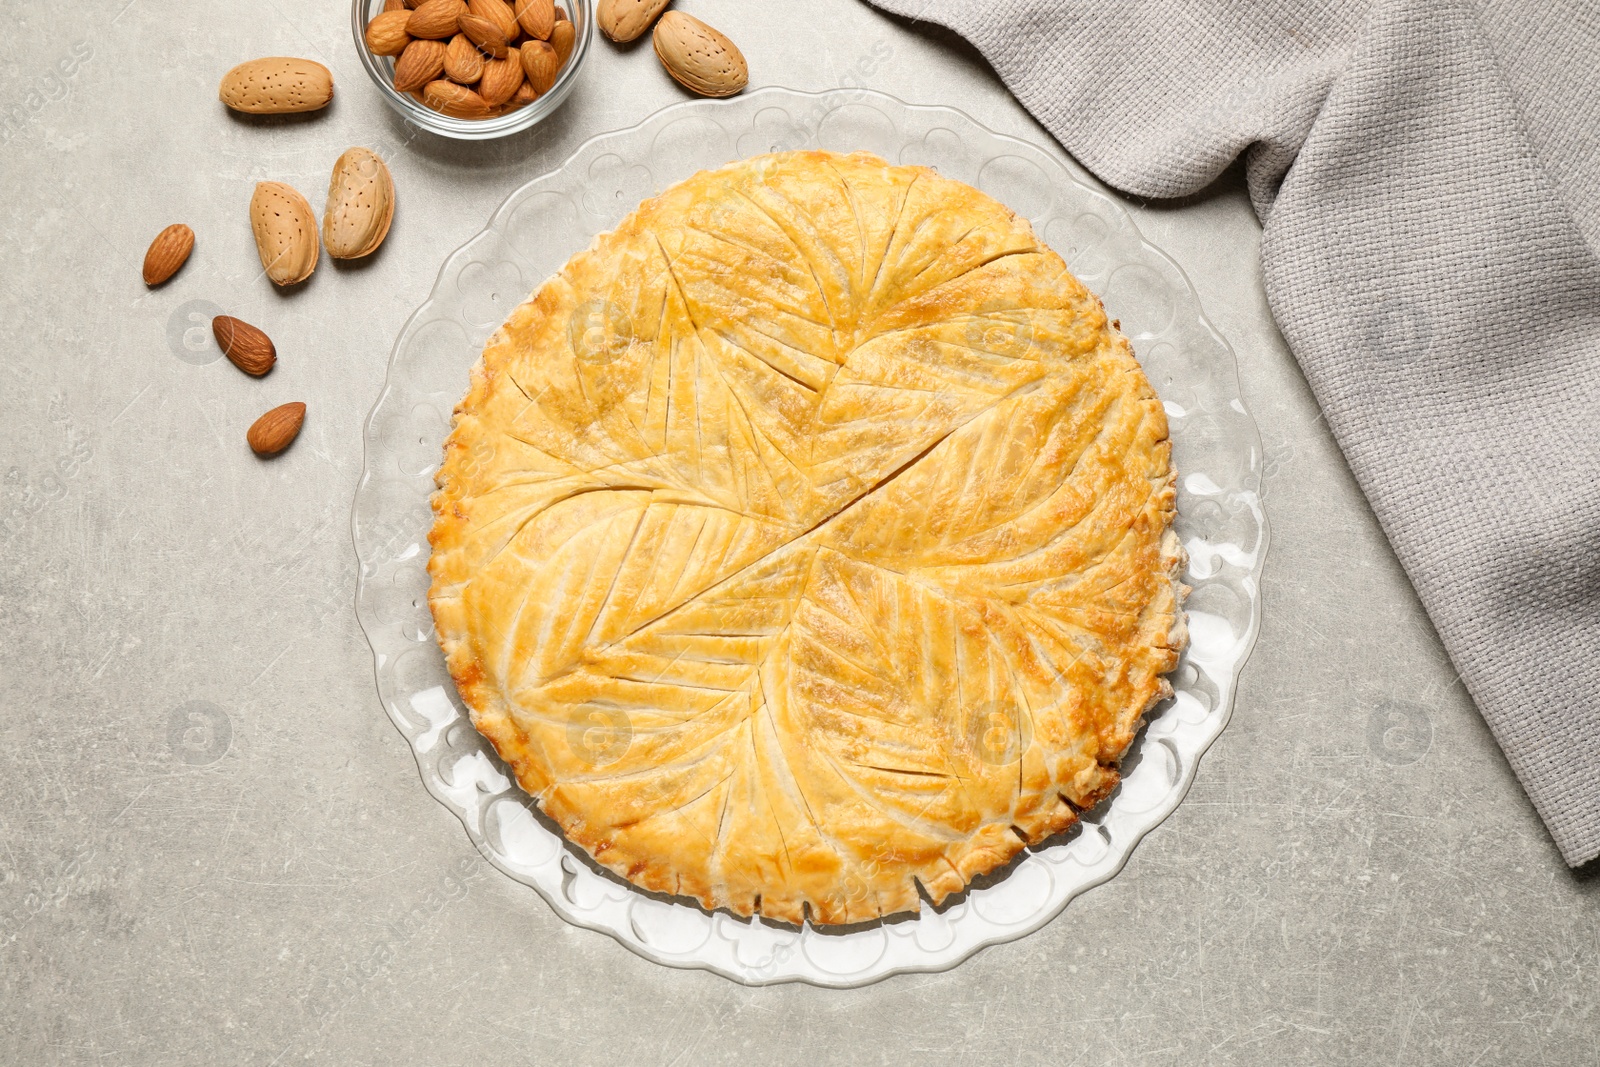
[352,87,1268,987]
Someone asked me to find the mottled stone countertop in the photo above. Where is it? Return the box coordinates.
[1,1,1594,1063]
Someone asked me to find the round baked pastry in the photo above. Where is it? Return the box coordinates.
[429,150,1185,926]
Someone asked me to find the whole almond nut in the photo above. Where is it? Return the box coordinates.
[218,57,334,114]
[247,402,306,456]
[550,18,575,65]
[468,0,519,41]
[212,316,276,376]
[422,79,493,118]
[508,80,537,109]
[513,0,554,40]
[393,37,448,92]
[520,39,559,95]
[477,51,524,105]
[652,12,746,98]
[459,13,509,58]
[249,181,319,287]
[444,32,487,82]
[384,0,406,11]
[365,10,413,56]
[599,0,670,43]
[408,0,467,39]
[323,147,396,259]
[141,223,194,286]
[555,5,569,21]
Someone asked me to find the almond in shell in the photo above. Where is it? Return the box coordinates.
[212,316,276,376]
[142,223,194,286]
[407,0,467,39]
[444,32,487,82]
[365,10,414,55]
[513,0,554,40]
[422,79,494,118]
[219,57,334,114]
[599,0,670,43]
[323,147,395,260]
[249,181,319,287]
[247,402,306,456]
[652,12,746,98]
[520,39,559,95]
[393,37,448,92]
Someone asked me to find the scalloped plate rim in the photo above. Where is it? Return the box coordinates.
[351,86,1270,987]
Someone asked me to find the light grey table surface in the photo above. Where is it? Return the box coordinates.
[2,0,1595,1063]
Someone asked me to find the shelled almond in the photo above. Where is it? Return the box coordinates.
[550,17,575,64]
[457,13,505,57]
[460,13,508,57]
[408,0,468,39]
[445,32,487,82]
[423,80,494,118]
[478,50,524,106]
[247,402,306,456]
[142,224,194,286]
[468,0,519,40]
[393,38,448,92]
[520,40,559,96]
[212,316,277,376]
[513,0,555,41]
[365,10,413,55]
[362,0,575,117]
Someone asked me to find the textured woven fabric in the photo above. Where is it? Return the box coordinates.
[863,0,1600,865]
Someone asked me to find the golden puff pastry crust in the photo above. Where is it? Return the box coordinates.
[428,150,1186,926]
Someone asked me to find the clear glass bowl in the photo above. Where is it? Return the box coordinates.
[352,88,1270,986]
[350,0,593,140]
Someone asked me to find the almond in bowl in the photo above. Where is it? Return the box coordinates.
[352,0,592,137]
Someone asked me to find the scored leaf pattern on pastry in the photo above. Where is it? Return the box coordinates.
[429,151,1185,926]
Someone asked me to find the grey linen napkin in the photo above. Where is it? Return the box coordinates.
[861,0,1600,865]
